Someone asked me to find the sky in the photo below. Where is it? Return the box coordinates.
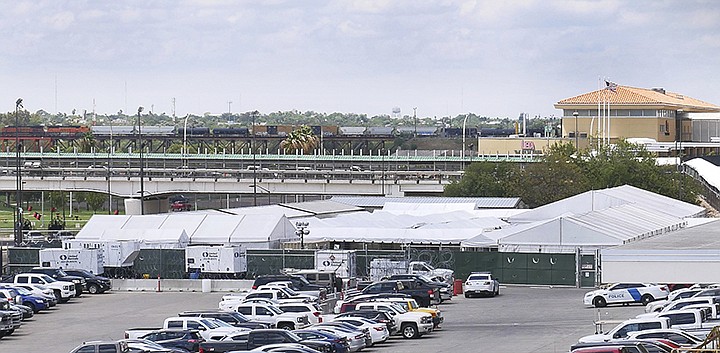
[1,0,719,120]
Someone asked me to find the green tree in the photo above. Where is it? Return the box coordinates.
[85,192,107,212]
[444,162,519,197]
[281,125,318,154]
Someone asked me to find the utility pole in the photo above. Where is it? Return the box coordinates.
[14,98,23,246]
[137,106,145,215]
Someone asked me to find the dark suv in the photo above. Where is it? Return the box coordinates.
[177,310,269,329]
[63,269,112,294]
[361,280,440,307]
[139,329,205,352]
[252,274,327,299]
[29,267,85,297]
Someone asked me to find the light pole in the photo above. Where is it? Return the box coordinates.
[462,113,469,166]
[295,221,309,249]
[250,184,272,205]
[137,106,145,215]
[413,107,418,137]
[573,110,579,150]
[108,119,113,215]
[183,114,189,168]
[14,98,23,246]
[251,110,258,207]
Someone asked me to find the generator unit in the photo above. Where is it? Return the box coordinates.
[315,250,357,278]
[63,239,141,268]
[185,245,247,275]
[39,248,104,274]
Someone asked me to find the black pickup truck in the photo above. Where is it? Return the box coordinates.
[198,329,332,353]
[361,279,440,307]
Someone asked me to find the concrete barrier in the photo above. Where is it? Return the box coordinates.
[111,279,254,292]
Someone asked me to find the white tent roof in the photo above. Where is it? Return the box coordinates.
[685,158,720,191]
[300,210,506,245]
[508,185,705,223]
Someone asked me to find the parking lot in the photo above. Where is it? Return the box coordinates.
[0,286,645,353]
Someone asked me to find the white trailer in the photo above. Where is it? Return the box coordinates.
[315,250,356,278]
[185,246,247,274]
[63,239,141,268]
[39,248,104,274]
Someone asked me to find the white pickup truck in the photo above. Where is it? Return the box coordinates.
[222,302,311,330]
[637,297,717,319]
[578,317,670,343]
[244,288,317,304]
[125,317,248,341]
[12,273,75,303]
[355,301,433,339]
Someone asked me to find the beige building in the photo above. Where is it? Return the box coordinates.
[554,85,720,144]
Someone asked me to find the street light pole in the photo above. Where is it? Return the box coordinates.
[14,98,23,246]
[295,221,310,249]
[462,113,469,168]
[137,106,145,215]
[573,110,579,150]
[183,114,189,168]
[252,110,258,207]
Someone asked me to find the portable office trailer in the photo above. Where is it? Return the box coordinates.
[185,245,247,274]
[39,248,104,274]
[315,250,357,278]
[63,239,141,268]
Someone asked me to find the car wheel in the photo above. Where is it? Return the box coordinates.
[53,290,62,302]
[88,284,100,294]
[278,323,294,330]
[641,294,654,306]
[464,292,471,298]
[593,296,607,308]
[25,302,37,313]
[401,323,419,339]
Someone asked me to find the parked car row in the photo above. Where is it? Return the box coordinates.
[573,283,720,352]
[0,267,111,340]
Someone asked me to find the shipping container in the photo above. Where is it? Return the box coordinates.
[39,248,104,274]
[185,245,247,274]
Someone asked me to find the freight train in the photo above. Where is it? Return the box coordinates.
[1,124,543,139]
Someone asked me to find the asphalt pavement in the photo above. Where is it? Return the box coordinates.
[0,286,646,353]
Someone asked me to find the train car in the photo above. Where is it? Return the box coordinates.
[339,126,367,136]
[212,127,249,136]
[443,127,481,137]
[91,125,136,135]
[177,127,211,136]
[139,126,175,136]
[367,126,395,137]
[479,128,514,137]
[2,125,45,136]
[46,125,90,136]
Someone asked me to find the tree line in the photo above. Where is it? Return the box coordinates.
[444,141,701,207]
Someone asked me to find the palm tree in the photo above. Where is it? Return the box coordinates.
[281,125,318,154]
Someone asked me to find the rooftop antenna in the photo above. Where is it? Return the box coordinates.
[172,97,176,123]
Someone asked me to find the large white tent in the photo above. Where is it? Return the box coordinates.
[462,185,704,253]
[298,210,505,245]
[76,214,297,249]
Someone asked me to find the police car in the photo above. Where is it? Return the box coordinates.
[583,283,669,307]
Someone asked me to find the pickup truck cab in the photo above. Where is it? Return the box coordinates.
[583,283,669,308]
[224,302,311,330]
[177,310,269,329]
[578,317,670,343]
[636,297,717,319]
[361,280,440,307]
[163,317,247,341]
[354,301,433,339]
[387,274,452,302]
[12,273,75,303]
[644,287,703,313]
[245,288,316,304]
[375,297,443,328]
[198,329,333,353]
[30,267,86,297]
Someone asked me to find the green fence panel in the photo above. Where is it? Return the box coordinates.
[246,249,315,277]
[452,251,498,280]
[8,247,40,265]
[526,269,552,284]
[552,270,577,286]
[161,249,187,279]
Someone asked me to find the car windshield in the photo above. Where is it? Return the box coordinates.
[390,303,407,314]
[418,275,436,283]
[125,340,165,349]
[283,287,300,296]
[40,275,56,283]
[57,269,69,277]
[201,319,221,329]
[469,275,490,281]
[210,318,234,328]
[268,305,283,315]
[13,287,31,295]
[407,300,419,310]
[294,276,311,286]
[229,312,250,322]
